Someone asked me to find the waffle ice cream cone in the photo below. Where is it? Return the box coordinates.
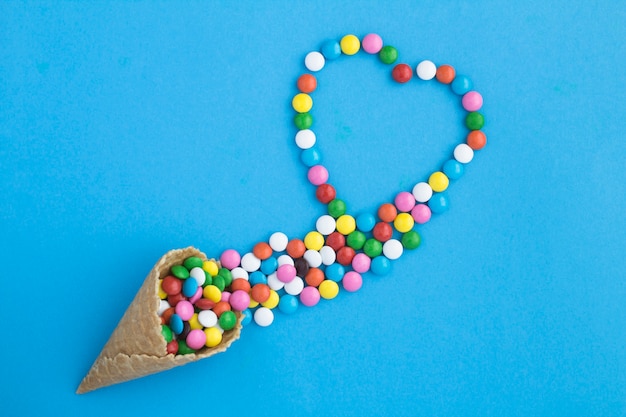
[77,247,242,394]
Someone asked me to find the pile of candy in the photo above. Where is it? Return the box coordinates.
[158,33,486,355]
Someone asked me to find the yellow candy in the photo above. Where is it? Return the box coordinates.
[292,93,313,113]
[428,171,449,192]
[394,212,414,233]
[202,260,219,277]
[158,279,167,299]
[204,327,222,348]
[248,298,260,308]
[304,231,325,251]
[336,214,356,235]
[340,34,360,55]
[189,313,203,330]
[203,285,222,303]
[261,290,279,309]
[319,280,339,299]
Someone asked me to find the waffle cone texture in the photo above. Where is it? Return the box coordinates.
[77,247,242,394]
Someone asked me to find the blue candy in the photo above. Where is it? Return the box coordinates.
[182,276,198,297]
[325,263,345,282]
[278,294,299,314]
[370,256,392,276]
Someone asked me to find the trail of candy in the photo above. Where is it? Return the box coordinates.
[158,33,486,355]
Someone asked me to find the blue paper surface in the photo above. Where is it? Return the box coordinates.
[1,2,625,416]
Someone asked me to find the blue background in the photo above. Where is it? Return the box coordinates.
[1,1,625,416]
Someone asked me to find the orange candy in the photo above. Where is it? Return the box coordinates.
[286,239,306,258]
[305,267,325,287]
[378,203,397,223]
[212,301,231,318]
[230,278,251,293]
[161,307,175,325]
[253,242,273,260]
[297,74,317,93]
[250,283,271,303]
[467,130,487,150]
[436,64,455,84]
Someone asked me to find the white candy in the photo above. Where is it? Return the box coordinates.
[158,299,170,316]
[303,249,322,268]
[383,239,404,260]
[284,276,305,295]
[267,272,285,290]
[269,232,288,252]
[254,307,275,327]
[295,129,316,149]
[320,245,336,265]
[240,252,261,272]
[416,60,436,80]
[304,51,325,72]
[277,254,295,266]
[454,143,474,164]
[412,181,433,203]
[189,267,206,286]
[316,214,336,235]
[230,267,249,280]
[198,310,218,328]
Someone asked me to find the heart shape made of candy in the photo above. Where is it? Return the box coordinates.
[77,32,487,394]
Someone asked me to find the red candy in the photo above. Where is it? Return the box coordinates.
[166,340,179,355]
[325,232,345,251]
[167,292,187,307]
[336,246,356,265]
[392,63,412,83]
[162,275,182,295]
[373,222,393,242]
[194,298,216,310]
[316,183,336,204]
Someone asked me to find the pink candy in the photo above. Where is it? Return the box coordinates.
[411,204,432,224]
[351,253,371,273]
[462,91,483,112]
[229,290,251,311]
[300,286,320,307]
[394,191,416,212]
[307,165,329,186]
[342,271,363,292]
[276,264,297,283]
[361,33,383,54]
[220,249,241,270]
[186,329,206,350]
[175,300,194,321]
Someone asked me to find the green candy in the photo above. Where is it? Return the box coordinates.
[294,112,313,130]
[202,271,213,287]
[347,230,366,250]
[378,45,398,65]
[183,256,203,270]
[171,264,190,279]
[219,311,237,331]
[363,238,383,258]
[177,340,196,355]
[465,111,484,130]
[328,199,347,218]
[213,275,226,291]
[161,325,173,343]
[401,230,421,250]
[217,268,233,287]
